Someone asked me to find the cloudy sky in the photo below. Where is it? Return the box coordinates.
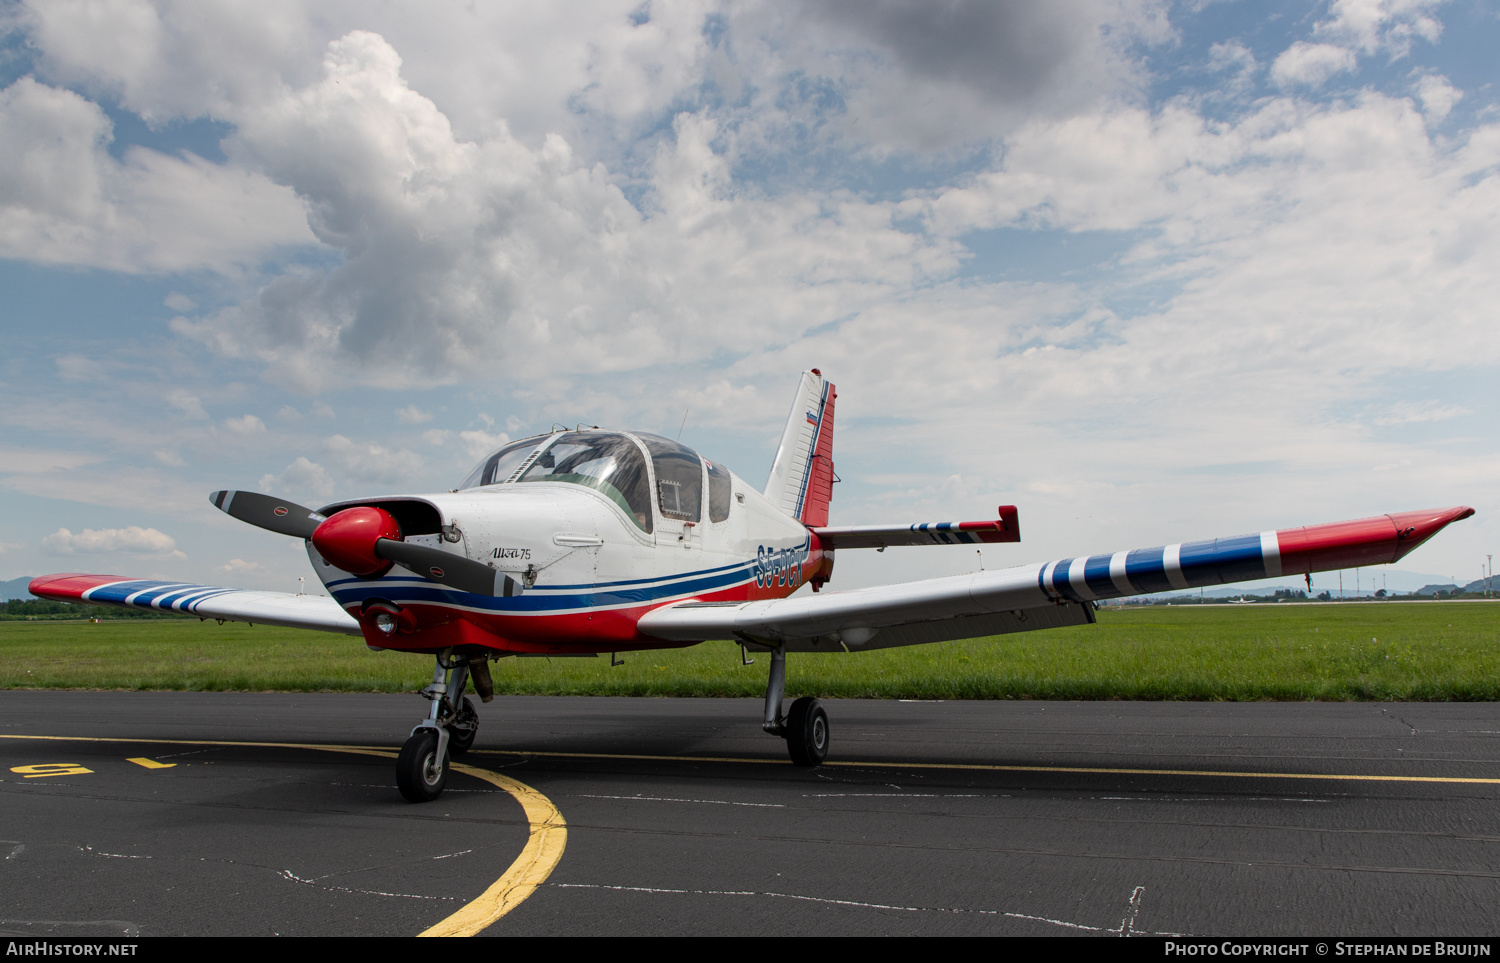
[1,0,1496,594]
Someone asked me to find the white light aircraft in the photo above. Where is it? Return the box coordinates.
[31,370,1474,801]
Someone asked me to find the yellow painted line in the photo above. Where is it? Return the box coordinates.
[0,734,389,752]
[0,733,566,936]
[820,761,1500,786]
[466,748,1500,787]
[126,757,176,769]
[418,763,567,938]
[8,735,1499,787]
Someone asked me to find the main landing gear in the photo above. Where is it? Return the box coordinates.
[762,646,829,766]
[396,650,492,803]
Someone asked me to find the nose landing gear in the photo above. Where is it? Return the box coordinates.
[396,650,486,802]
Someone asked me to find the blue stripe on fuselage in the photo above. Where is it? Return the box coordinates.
[323,556,756,593]
[327,558,760,614]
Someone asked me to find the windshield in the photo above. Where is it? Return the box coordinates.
[457,436,551,491]
[517,431,654,533]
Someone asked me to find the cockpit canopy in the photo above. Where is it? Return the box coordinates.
[457,430,732,533]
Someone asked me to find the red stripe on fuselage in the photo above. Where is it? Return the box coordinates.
[372,552,832,654]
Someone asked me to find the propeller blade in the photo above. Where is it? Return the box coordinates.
[211,490,324,540]
[374,539,521,597]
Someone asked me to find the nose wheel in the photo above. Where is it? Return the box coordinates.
[396,729,449,802]
[397,652,484,802]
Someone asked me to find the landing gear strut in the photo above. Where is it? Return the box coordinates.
[762,646,829,766]
[396,650,484,802]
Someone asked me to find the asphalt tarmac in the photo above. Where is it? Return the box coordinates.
[1,691,1498,937]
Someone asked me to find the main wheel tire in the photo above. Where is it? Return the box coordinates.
[785,697,829,767]
[446,696,478,756]
[396,730,448,802]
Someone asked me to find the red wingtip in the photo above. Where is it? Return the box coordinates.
[28,573,133,602]
[1276,506,1474,574]
[1387,506,1475,562]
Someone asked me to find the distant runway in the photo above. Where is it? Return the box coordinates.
[2,692,1498,936]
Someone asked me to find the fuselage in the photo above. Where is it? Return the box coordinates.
[311,429,827,653]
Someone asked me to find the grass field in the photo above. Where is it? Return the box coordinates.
[1,601,1495,700]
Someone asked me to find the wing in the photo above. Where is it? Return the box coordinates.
[640,506,1474,653]
[814,506,1020,549]
[28,574,362,636]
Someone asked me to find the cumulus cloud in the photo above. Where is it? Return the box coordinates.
[54,354,100,381]
[153,31,961,392]
[395,404,432,424]
[42,526,184,557]
[258,456,335,499]
[1414,73,1462,123]
[458,429,510,461]
[1271,42,1358,89]
[1312,0,1444,58]
[223,414,266,434]
[21,0,322,123]
[166,390,208,420]
[323,433,423,486]
[751,0,1172,152]
[3,2,1496,579]
[217,558,267,575]
[0,76,314,272]
[1269,1,1445,92]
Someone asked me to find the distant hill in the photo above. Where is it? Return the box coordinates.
[0,577,35,601]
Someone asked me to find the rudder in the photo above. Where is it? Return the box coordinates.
[763,369,836,526]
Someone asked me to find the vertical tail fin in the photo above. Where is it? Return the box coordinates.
[763,369,837,526]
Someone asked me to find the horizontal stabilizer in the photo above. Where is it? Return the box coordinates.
[28,574,361,636]
[815,506,1020,549]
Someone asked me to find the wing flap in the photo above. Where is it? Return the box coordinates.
[638,563,1070,651]
[29,574,361,636]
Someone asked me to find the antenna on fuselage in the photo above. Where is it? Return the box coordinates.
[677,409,689,442]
